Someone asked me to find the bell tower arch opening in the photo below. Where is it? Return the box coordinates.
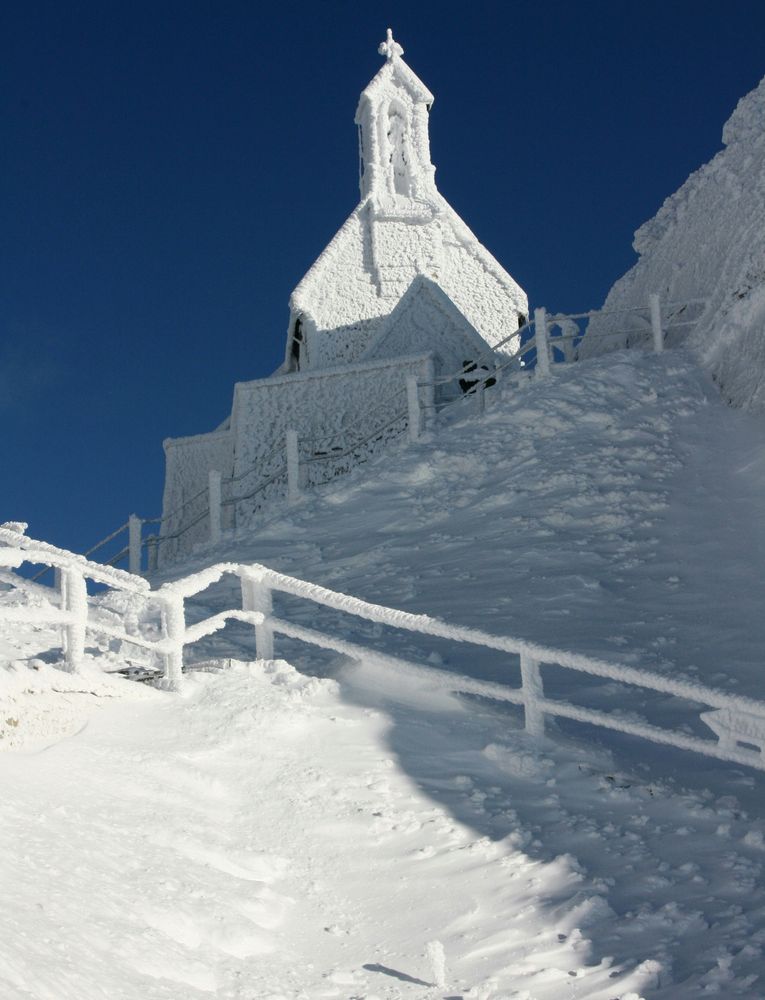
[386,101,414,197]
[288,315,306,372]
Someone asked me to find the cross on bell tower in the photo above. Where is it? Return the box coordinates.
[378,28,404,61]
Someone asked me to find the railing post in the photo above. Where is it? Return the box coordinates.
[520,652,545,737]
[286,429,300,504]
[422,357,437,431]
[241,571,274,659]
[160,591,185,691]
[559,318,577,363]
[208,470,222,544]
[534,307,551,376]
[475,378,486,415]
[128,514,142,575]
[146,536,159,574]
[124,605,140,637]
[649,293,664,353]
[60,566,87,673]
[406,375,421,442]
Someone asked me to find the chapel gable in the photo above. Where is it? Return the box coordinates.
[361,275,488,393]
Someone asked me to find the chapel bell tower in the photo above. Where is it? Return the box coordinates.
[355,30,438,205]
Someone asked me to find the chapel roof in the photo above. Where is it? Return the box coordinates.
[355,29,435,113]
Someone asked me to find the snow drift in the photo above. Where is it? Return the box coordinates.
[581,73,765,412]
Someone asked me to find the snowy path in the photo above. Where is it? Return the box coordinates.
[3,658,765,997]
[0,661,631,1000]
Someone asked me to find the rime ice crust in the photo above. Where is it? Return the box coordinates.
[286,31,527,372]
[582,73,765,412]
[160,354,433,563]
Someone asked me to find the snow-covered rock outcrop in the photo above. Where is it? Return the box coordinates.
[582,73,765,411]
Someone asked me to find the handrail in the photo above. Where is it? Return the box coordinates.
[225,465,286,505]
[150,556,765,724]
[159,507,211,543]
[303,407,408,464]
[84,521,130,559]
[427,319,532,388]
[426,293,704,396]
[0,527,148,591]
[29,520,132,581]
[0,547,146,593]
[168,562,765,771]
[105,546,130,568]
[2,531,762,774]
[223,439,285,487]
[549,297,710,323]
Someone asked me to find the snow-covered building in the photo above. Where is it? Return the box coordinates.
[160,31,528,560]
[283,29,527,374]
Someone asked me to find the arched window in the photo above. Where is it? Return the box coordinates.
[289,316,305,371]
[387,104,413,197]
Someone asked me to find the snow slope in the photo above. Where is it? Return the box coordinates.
[4,349,765,997]
[580,74,765,412]
[173,350,765,708]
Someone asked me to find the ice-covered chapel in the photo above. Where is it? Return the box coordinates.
[284,29,527,373]
[160,31,528,559]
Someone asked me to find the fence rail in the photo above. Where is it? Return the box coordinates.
[73,292,707,574]
[1,524,763,775]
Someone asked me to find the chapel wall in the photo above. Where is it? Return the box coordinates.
[160,429,234,566]
[230,353,434,524]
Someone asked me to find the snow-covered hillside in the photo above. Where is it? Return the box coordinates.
[171,350,765,706]
[581,74,765,413]
[4,349,765,998]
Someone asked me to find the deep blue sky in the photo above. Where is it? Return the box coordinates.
[2,0,764,554]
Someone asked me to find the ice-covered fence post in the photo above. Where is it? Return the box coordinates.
[422,356,437,431]
[60,566,87,673]
[240,570,273,659]
[208,470,222,544]
[286,429,300,505]
[160,590,185,691]
[124,602,139,637]
[520,651,545,737]
[128,514,142,575]
[558,318,577,363]
[146,536,159,574]
[475,377,486,415]
[649,293,664,353]
[534,307,551,376]
[406,375,421,442]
